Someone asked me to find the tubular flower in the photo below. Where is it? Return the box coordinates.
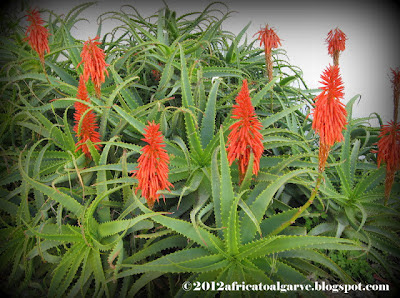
[326,28,347,66]
[254,25,281,82]
[24,8,50,65]
[77,36,109,98]
[373,121,400,200]
[73,76,102,158]
[312,65,347,172]
[391,68,400,122]
[227,80,264,181]
[132,121,173,209]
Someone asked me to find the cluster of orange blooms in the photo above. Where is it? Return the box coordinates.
[25,9,398,207]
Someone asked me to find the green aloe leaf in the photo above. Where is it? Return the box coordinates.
[109,65,141,109]
[210,147,222,238]
[179,44,203,162]
[200,78,220,149]
[112,105,146,134]
[252,75,281,107]
[18,152,84,217]
[278,249,354,283]
[219,129,235,237]
[97,213,165,239]
[241,168,315,244]
[100,72,139,138]
[261,103,305,128]
[118,248,227,277]
[134,192,224,254]
[123,235,188,264]
[155,46,179,100]
[239,235,359,260]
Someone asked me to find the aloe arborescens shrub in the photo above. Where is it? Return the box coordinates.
[0,2,399,297]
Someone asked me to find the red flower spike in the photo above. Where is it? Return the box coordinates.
[312,65,347,172]
[312,65,347,147]
[226,80,264,181]
[132,121,173,209]
[375,121,400,173]
[77,36,109,98]
[373,121,400,201]
[254,25,282,55]
[24,8,50,65]
[73,76,102,158]
[254,25,282,81]
[326,28,347,65]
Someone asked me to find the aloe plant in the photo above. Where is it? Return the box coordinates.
[307,96,400,282]
[112,130,361,296]
[0,2,398,296]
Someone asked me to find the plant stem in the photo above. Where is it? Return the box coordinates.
[269,175,323,236]
[266,51,273,83]
[333,51,339,66]
[265,50,274,112]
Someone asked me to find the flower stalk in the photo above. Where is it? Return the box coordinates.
[271,175,323,236]
[271,65,347,234]
[391,68,400,123]
[254,25,281,82]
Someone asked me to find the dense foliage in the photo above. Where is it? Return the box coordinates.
[0,2,399,297]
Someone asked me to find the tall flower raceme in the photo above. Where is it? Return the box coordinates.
[372,69,400,204]
[132,121,173,209]
[77,36,109,98]
[254,25,282,82]
[271,66,347,236]
[226,79,264,184]
[326,28,347,66]
[24,8,50,66]
[312,65,347,172]
[373,121,400,203]
[73,76,102,159]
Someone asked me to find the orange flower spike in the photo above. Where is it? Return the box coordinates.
[326,28,347,66]
[73,76,102,158]
[25,8,50,65]
[374,121,400,201]
[312,65,347,147]
[312,65,347,172]
[375,121,400,172]
[77,36,109,98]
[132,122,173,209]
[227,80,264,181]
[254,25,282,55]
[254,25,281,82]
